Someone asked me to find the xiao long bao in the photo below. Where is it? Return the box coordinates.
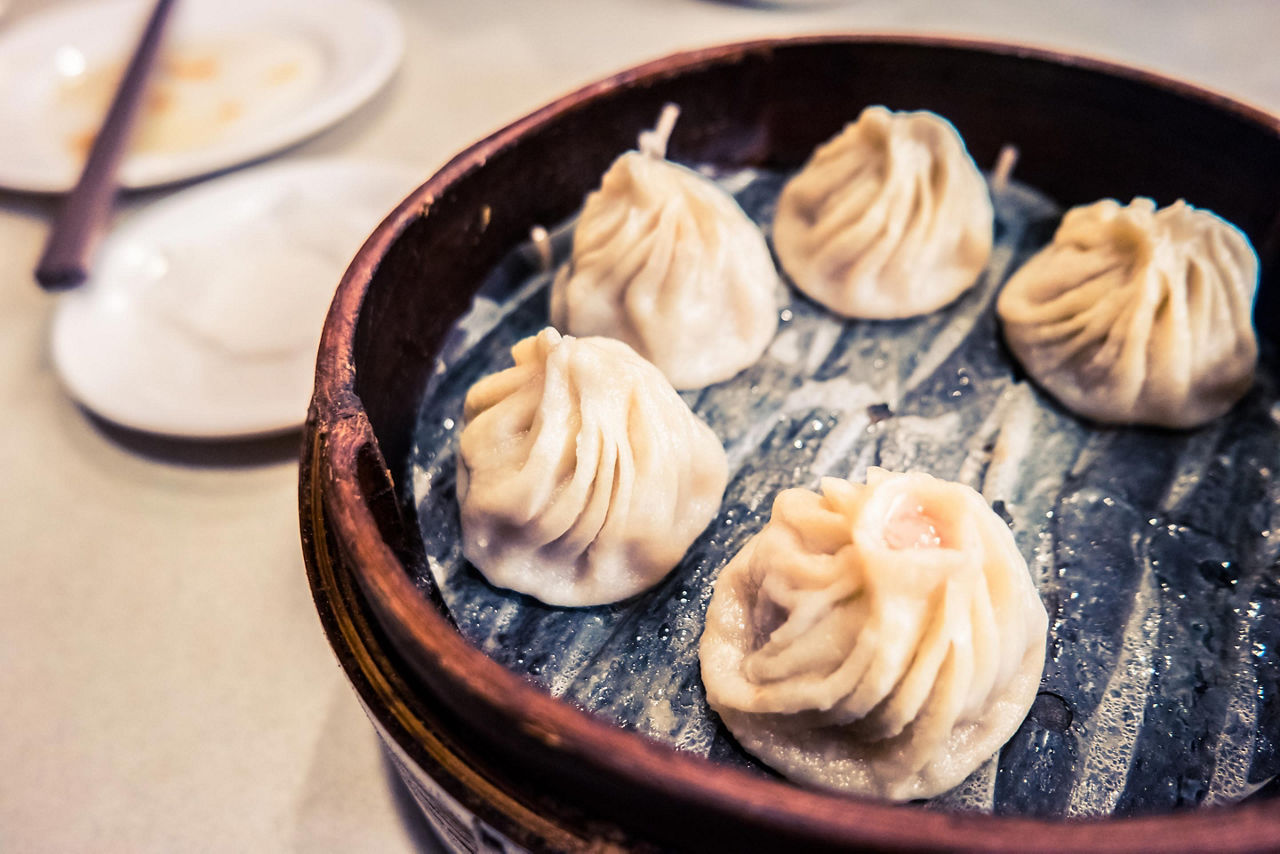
[773,106,994,319]
[551,105,780,390]
[997,197,1259,428]
[700,469,1048,801]
[456,328,728,608]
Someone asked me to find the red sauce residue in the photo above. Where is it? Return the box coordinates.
[217,100,243,124]
[67,129,96,158]
[266,61,300,86]
[146,86,174,115]
[163,54,219,80]
[60,47,236,157]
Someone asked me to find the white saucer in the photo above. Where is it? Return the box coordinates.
[0,0,402,193]
[51,158,418,439]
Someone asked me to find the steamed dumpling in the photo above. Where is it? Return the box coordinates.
[700,469,1047,801]
[773,106,994,319]
[997,198,1259,428]
[550,106,779,390]
[457,327,728,607]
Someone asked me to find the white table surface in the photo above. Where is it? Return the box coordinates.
[2,1,1277,851]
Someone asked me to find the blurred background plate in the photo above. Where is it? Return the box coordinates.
[0,0,402,193]
[52,157,417,438]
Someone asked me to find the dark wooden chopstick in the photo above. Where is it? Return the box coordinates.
[35,0,179,290]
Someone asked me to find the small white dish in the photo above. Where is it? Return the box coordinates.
[51,158,418,438]
[0,0,402,193]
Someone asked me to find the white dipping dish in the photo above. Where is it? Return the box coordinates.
[0,0,402,193]
[51,158,417,438]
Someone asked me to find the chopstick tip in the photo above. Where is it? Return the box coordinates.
[35,264,88,291]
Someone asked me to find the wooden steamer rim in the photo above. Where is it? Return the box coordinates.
[301,35,1280,852]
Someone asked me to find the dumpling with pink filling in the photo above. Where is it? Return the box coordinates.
[699,468,1047,801]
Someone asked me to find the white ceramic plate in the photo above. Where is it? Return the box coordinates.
[51,158,418,438]
[0,0,402,193]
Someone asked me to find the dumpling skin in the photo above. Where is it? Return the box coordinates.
[997,197,1259,429]
[550,150,779,390]
[700,469,1047,801]
[773,106,994,319]
[457,328,728,607]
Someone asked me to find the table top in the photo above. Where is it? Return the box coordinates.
[2,1,1277,851]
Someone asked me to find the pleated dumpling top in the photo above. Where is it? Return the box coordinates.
[997,197,1258,428]
[551,105,779,390]
[700,469,1047,801]
[457,328,728,607]
[773,106,994,319]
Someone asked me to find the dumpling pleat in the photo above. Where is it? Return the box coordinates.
[773,106,994,319]
[701,470,1048,800]
[997,197,1258,427]
[457,328,727,606]
[552,147,779,390]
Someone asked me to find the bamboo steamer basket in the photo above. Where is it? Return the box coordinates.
[300,36,1280,852]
